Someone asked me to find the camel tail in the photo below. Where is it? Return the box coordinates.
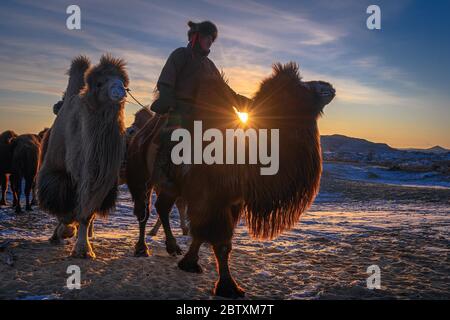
[65,55,91,98]
[37,168,76,219]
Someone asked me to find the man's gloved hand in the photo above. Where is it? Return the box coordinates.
[53,100,64,115]
[150,84,176,115]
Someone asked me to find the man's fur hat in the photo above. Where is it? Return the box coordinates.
[187,20,218,42]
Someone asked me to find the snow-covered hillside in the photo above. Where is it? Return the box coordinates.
[321,134,450,175]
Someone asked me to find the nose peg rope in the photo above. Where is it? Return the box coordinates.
[109,79,127,101]
[125,88,148,109]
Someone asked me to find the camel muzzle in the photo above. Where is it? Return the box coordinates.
[108,79,126,101]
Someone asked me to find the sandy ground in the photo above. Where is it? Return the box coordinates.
[0,163,449,300]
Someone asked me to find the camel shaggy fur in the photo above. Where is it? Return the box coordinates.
[38,54,128,258]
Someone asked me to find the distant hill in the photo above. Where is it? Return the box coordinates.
[321,135,449,154]
[320,134,396,154]
[320,135,450,174]
[401,146,450,154]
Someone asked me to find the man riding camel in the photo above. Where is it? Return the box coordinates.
[150,20,252,126]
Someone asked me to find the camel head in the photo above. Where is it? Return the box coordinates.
[302,80,336,113]
[0,130,18,145]
[82,54,129,107]
[253,62,335,128]
[37,128,50,141]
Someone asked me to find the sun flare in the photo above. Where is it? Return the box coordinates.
[233,106,249,124]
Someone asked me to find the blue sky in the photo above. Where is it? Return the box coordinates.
[0,0,449,148]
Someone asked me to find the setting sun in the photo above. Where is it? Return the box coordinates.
[233,106,249,124]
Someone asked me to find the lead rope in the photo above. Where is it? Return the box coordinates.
[125,88,148,109]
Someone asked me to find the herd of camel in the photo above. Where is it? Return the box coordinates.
[0,122,186,233]
[0,128,47,213]
[0,54,335,298]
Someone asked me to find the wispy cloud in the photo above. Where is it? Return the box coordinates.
[204,0,345,46]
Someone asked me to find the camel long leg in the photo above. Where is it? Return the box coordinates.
[197,204,243,298]
[71,186,97,258]
[49,221,64,244]
[0,174,7,205]
[24,176,33,211]
[10,175,16,208]
[212,240,245,298]
[176,199,189,236]
[155,191,182,256]
[149,199,188,236]
[133,189,152,257]
[30,180,37,206]
[71,214,95,259]
[178,237,203,273]
[49,220,77,244]
[88,214,95,238]
[11,175,22,213]
[148,217,162,236]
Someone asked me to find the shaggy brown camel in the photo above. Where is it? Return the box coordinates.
[10,134,41,213]
[38,54,128,258]
[0,130,18,205]
[127,62,335,297]
[39,64,90,240]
